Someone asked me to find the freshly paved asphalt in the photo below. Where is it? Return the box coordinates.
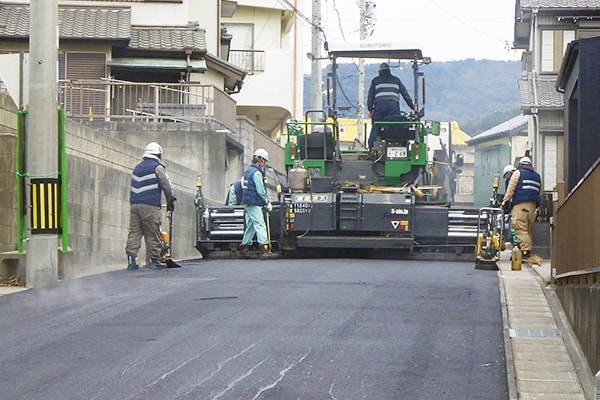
[0,257,508,400]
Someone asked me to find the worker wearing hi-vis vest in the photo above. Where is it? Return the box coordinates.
[367,62,418,148]
[239,148,274,259]
[126,142,176,270]
[501,156,542,264]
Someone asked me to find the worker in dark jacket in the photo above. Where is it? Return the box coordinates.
[239,148,273,259]
[126,142,176,270]
[367,62,418,148]
[501,164,517,244]
[502,156,542,264]
[226,179,243,206]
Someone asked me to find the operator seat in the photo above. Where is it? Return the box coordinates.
[377,113,414,142]
[298,127,334,160]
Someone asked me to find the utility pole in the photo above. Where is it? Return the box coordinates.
[358,1,376,143]
[26,0,59,288]
[310,0,322,113]
[357,0,366,141]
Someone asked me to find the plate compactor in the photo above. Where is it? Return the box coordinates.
[475,175,505,269]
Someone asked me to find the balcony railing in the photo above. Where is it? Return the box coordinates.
[228,49,265,73]
[58,78,238,129]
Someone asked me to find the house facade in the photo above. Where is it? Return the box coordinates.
[223,0,304,137]
[515,1,600,375]
[514,0,600,192]
[0,0,304,141]
[466,115,528,207]
[553,34,600,374]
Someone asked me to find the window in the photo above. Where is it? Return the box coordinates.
[224,23,255,71]
[540,30,575,73]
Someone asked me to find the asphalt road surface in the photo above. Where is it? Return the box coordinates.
[0,257,507,400]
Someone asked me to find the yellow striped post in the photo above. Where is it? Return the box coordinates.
[30,178,60,234]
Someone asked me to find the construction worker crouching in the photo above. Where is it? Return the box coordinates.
[239,148,275,259]
[501,156,543,265]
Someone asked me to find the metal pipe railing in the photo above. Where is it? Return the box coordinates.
[58,79,232,125]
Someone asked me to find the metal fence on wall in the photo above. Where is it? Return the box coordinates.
[58,79,237,130]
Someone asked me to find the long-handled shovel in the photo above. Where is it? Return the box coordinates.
[164,209,182,268]
[266,209,272,253]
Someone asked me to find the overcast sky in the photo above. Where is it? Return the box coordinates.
[300,0,521,70]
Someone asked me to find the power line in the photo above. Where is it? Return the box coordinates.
[330,0,347,41]
[427,0,511,47]
[278,0,328,43]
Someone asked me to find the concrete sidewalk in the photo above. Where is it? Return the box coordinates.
[498,253,594,399]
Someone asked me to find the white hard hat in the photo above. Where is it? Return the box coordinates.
[519,156,532,165]
[253,148,269,162]
[503,164,516,176]
[145,142,163,156]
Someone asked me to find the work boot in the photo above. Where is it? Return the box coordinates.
[523,253,543,266]
[127,254,139,271]
[144,257,165,269]
[258,244,277,260]
[239,244,252,259]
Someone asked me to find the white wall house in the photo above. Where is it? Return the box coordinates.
[513,0,600,191]
[0,0,304,141]
[223,0,304,137]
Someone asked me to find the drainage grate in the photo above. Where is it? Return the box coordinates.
[509,328,560,338]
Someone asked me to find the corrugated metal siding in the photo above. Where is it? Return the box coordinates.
[472,143,511,207]
[553,161,600,276]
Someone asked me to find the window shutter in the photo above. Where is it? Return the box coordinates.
[63,53,107,118]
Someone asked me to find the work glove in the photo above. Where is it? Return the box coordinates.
[265,202,273,213]
[501,201,509,214]
[168,196,177,212]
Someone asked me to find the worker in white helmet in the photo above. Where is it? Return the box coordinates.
[239,148,274,259]
[502,164,516,191]
[125,142,176,270]
[501,164,517,245]
[501,156,542,265]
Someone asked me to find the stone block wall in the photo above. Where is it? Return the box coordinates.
[0,92,229,278]
[63,121,206,276]
[0,94,18,254]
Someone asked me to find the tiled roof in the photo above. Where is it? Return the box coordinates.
[0,3,28,37]
[0,3,206,52]
[0,3,131,40]
[466,115,528,145]
[130,26,207,52]
[61,7,131,40]
[518,72,564,112]
[519,0,600,8]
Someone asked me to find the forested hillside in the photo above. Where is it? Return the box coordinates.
[303,59,522,135]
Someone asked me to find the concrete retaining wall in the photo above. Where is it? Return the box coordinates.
[63,121,203,277]
[0,93,18,255]
[0,92,251,279]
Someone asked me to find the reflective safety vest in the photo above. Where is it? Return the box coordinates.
[241,164,266,206]
[512,167,541,206]
[130,157,163,206]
